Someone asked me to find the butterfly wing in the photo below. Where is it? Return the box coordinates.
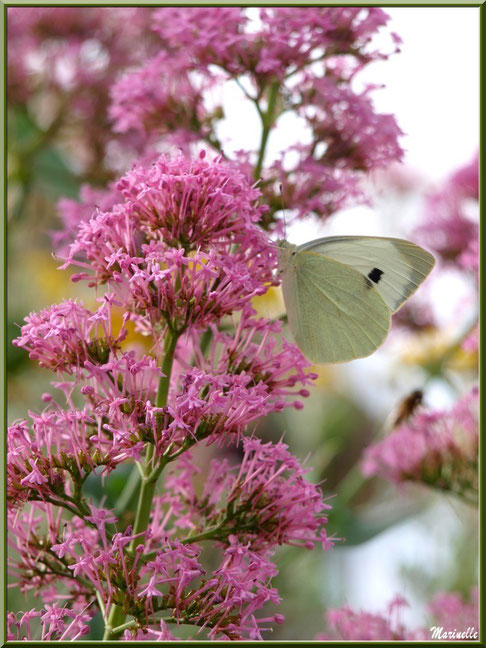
[299,236,435,313]
[280,248,391,363]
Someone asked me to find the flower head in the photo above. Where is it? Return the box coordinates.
[63,153,275,339]
[13,296,126,374]
[362,387,478,503]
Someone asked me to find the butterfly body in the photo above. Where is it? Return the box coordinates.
[278,236,435,364]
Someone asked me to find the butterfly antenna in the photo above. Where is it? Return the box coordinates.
[279,183,287,240]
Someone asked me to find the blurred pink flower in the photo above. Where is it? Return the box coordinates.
[316,589,478,641]
[152,7,394,81]
[416,153,478,267]
[362,387,478,504]
[127,7,403,226]
[109,52,208,142]
[428,587,478,636]
[317,595,417,640]
[299,77,404,171]
[54,183,122,255]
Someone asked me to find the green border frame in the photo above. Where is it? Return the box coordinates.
[2,2,483,646]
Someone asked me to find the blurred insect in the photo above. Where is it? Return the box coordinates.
[386,389,424,431]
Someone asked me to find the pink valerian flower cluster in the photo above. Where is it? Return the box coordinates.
[151,7,396,82]
[7,7,109,102]
[10,8,404,242]
[415,153,478,273]
[12,294,127,373]
[316,589,478,641]
[54,182,122,256]
[7,8,162,186]
[361,387,478,504]
[317,595,418,640]
[109,52,212,147]
[9,446,325,641]
[393,153,479,344]
[155,437,335,552]
[7,356,162,508]
[10,308,315,511]
[62,153,276,343]
[108,7,403,225]
[7,605,94,641]
[428,587,479,638]
[298,76,403,172]
[10,145,327,638]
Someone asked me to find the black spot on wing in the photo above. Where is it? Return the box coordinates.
[368,267,384,284]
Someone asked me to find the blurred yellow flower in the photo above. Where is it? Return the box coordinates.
[252,285,285,320]
[22,250,90,305]
[400,327,478,372]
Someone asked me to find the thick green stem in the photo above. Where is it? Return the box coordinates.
[102,329,179,641]
[254,80,280,182]
[114,463,141,518]
[156,329,179,407]
[103,605,126,641]
[128,461,159,551]
[129,329,179,543]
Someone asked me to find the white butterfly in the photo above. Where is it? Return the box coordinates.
[278,236,435,364]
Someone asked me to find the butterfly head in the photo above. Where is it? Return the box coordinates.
[276,240,298,273]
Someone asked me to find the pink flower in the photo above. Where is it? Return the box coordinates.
[270,150,364,220]
[13,296,126,374]
[154,437,334,552]
[316,589,478,641]
[416,154,478,266]
[299,76,404,171]
[123,620,177,641]
[449,153,479,201]
[459,237,479,275]
[183,537,282,639]
[427,587,478,636]
[8,8,409,636]
[110,52,207,141]
[152,8,394,82]
[7,7,159,182]
[138,574,164,599]
[8,604,92,641]
[62,153,275,340]
[54,182,122,255]
[317,595,419,640]
[362,387,478,503]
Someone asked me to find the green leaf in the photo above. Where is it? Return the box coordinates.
[8,106,40,149]
[328,501,420,546]
[31,147,80,198]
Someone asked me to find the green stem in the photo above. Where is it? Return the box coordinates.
[128,460,159,549]
[103,604,126,642]
[102,329,179,641]
[114,463,141,518]
[156,329,179,408]
[108,619,138,638]
[254,80,280,182]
